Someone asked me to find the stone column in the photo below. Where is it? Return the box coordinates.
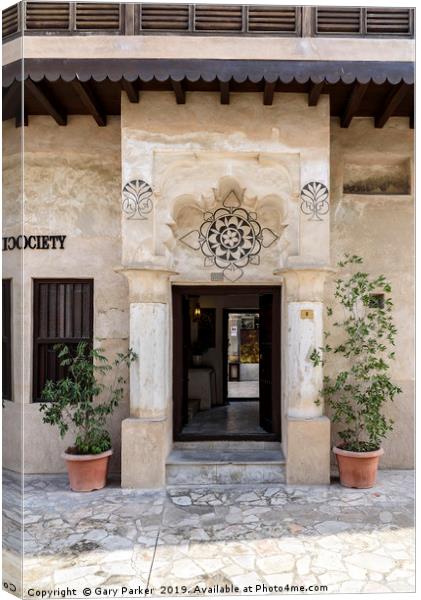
[117,264,176,488]
[278,262,333,485]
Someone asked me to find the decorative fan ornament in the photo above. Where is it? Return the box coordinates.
[122,180,153,220]
[300,181,329,221]
[179,190,278,281]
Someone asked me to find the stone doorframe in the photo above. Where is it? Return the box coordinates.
[117,261,332,489]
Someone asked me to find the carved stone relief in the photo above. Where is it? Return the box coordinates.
[122,180,153,220]
[179,187,279,281]
[300,181,329,221]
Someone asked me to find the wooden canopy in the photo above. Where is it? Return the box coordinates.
[2,58,414,128]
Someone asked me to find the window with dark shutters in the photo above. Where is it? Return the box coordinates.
[32,279,93,402]
[2,279,12,402]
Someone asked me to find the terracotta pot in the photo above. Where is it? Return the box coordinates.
[62,449,113,492]
[333,446,384,489]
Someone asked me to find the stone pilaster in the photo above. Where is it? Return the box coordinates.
[277,260,333,485]
[117,264,176,488]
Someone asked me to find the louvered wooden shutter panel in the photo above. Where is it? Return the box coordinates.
[366,8,412,35]
[2,4,19,38]
[33,280,93,401]
[195,5,243,32]
[25,2,70,30]
[140,4,190,31]
[76,2,121,31]
[248,6,297,33]
[316,7,362,34]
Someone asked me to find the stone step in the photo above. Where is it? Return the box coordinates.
[166,446,286,485]
[173,441,282,451]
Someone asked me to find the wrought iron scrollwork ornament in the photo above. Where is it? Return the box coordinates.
[300,181,329,221]
[122,180,153,220]
[179,190,278,281]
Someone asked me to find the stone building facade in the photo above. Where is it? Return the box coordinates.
[2,3,414,488]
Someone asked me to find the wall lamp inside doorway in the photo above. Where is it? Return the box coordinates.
[193,301,201,322]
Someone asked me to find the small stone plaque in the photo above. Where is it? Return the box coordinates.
[300,309,314,320]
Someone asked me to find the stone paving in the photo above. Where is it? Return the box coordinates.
[3,469,415,597]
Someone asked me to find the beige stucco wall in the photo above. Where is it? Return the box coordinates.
[2,119,24,474]
[3,34,414,65]
[2,116,129,474]
[2,97,414,475]
[328,118,414,469]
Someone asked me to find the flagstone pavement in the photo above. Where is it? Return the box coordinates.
[3,469,414,597]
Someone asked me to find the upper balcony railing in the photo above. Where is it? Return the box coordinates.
[2,3,415,41]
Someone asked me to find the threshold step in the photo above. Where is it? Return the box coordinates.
[166,448,285,485]
[173,441,282,451]
[167,449,285,465]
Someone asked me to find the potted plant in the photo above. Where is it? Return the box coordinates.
[39,342,137,492]
[310,254,401,488]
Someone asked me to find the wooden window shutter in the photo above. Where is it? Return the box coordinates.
[315,7,362,35]
[32,280,93,402]
[75,2,122,31]
[25,2,70,30]
[194,4,243,32]
[2,280,12,402]
[2,4,19,38]
[366,8,412,36]
[140,3,190,31]
[248,6,299,33]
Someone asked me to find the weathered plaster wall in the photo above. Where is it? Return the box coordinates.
[329,118,414,469]
[2,116,129,474]
[2,99,413,476]
[2,119,24,474]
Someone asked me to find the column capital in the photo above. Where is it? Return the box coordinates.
[275,260,335,302]
[115,262,178,303]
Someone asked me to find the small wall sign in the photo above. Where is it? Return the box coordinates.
[300,309,314,320]
[2,235,66,251]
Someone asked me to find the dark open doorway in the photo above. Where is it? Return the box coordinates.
[173,285,281,441]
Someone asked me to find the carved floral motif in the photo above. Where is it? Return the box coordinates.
[300,181,329,221]
[179,189,278,281]
[122,180,153,220]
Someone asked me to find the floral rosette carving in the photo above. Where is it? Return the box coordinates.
[180,191,278,281]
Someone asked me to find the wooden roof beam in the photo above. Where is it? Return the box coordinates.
[220,80,230,105]
[263,81,276,106]
[375,82,410,129]
[171,79,185,104]
[72,79,106,126]
[121,79,139,103]
[340,82,369,128]
[25,79,67,126]
[308,81,324,106]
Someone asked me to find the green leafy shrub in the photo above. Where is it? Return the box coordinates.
[310,255,401,452]
[39,342,137,455]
